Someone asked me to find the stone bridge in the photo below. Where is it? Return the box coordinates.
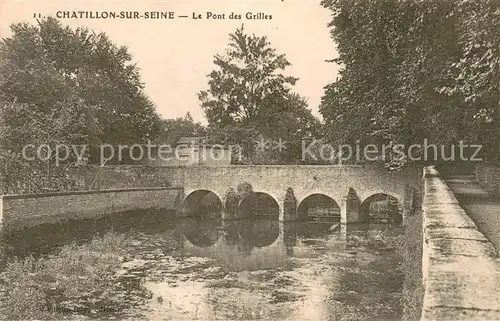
[167,165,422,222]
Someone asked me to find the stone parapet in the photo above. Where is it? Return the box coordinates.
[421,166,500,320]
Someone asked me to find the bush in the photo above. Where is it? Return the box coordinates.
[476,164,500,195]
[283,187,297,219]
[1,231,147,320]
[225,187,240,218]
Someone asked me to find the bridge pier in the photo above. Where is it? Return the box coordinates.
[278,203,286,222]
[340,190,360,224]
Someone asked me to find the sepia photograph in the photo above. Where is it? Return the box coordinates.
[0,0,499,320]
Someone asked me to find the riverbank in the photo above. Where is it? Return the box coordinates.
[401,211,423,320]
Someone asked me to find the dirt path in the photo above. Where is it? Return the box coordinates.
[445,175,500,256]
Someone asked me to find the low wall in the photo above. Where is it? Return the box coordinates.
[0,187,183,232]
[476,164,500,195]
[421,166,500,320]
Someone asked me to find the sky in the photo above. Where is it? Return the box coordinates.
[0,0,339,123]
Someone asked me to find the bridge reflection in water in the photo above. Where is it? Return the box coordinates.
[177,215,347,271]
[177,187,401,272]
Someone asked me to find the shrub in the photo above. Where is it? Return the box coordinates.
[1,231,146,320]
[283,188,297,219]
[225,187,240,218]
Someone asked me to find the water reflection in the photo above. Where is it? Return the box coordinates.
[177,217,223,247]
[177,213,347,271]
[230,219,280,248]
[145,217,401,321]
[0,209,180,258]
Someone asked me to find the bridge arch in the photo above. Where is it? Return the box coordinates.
[183,189,223,219]
[357,189,403,207]
[359,193,401,223]
[238,192,280,219]
[297,194,341,222]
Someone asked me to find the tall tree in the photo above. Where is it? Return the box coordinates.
[198,25,298,127]
[0,17,161,147]
[320,0,500,168]
[198,26,320,164]
[444,0,500,161]
[0,17,162,193]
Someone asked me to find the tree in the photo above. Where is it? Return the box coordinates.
[320,0,500,168]
[0,100,84,193]
[0,17,161,147]
[252,93,322,164]
[198,25,320,164]
[443,0,500,161]
[0,17,162,193]
[198,25,298,127]
[320,0,413,152]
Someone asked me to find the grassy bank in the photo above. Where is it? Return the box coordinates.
[400,212,423,320]
[0,231,151,320]
[339,228,405,320]
[355,215,423,320]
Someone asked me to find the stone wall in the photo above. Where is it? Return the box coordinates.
[0,187,183,232]
[75,166,175,190]
[476,164,500,195]
[421,166,500,320]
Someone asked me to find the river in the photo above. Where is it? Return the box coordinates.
[0,210,404,321]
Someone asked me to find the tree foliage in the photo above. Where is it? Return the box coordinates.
[320,0,500,167]
[0,18,161,193]
[199,26,321,164]
[198,25,298,127]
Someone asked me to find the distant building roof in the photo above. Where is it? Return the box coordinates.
[169,136,231,150]
[176,136,202,145]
